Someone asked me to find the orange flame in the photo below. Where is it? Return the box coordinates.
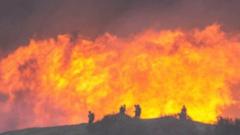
[1,24,240,130]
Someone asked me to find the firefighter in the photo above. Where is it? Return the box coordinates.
[134,104,141,118]
[179,105,187,120]
[88,111,95,124]
[119,104,126,115]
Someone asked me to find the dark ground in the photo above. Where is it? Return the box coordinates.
[0,114,216,135]
[1,114,240,135]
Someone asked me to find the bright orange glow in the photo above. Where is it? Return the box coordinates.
[1,24,240,129]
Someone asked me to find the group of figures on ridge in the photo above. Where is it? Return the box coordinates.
[88,104,188,124]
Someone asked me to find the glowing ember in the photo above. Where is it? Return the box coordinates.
[1,24,240,130]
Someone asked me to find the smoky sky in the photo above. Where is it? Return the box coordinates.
[0,0,240,55]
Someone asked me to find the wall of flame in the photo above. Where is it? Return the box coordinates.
[0,24,240,130]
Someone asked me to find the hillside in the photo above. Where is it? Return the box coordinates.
[0,114,214,135]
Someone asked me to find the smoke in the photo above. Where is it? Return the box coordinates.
[1,0,240,54]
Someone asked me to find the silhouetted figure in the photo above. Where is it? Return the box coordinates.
[88,111,95,124]
[179,105,187,120]
[134,104,141,118]
[119,104,126,115]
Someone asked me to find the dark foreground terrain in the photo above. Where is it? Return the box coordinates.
[1,114,239,135]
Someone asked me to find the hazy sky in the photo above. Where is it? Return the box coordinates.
[0,0,240,54]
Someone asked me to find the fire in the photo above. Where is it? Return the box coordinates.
[1,24,240,130]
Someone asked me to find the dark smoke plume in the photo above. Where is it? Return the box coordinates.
[0,0,240,54]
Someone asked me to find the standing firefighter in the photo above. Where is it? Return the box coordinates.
[134,104,141,118]
[119,104,126,115]
[88,111,95,124]
[179,105,187,120]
